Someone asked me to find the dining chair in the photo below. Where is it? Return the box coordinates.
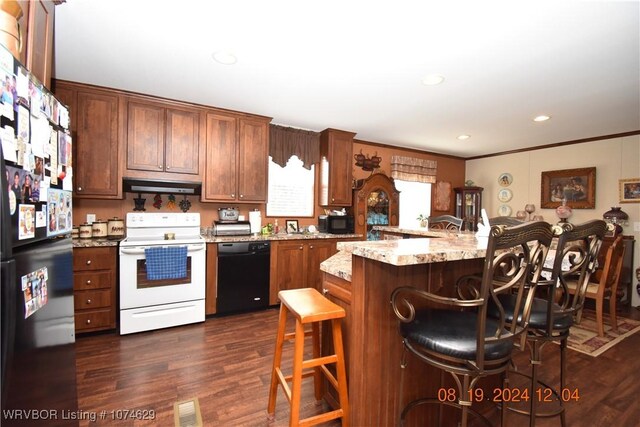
[391,221,556,427]
[490,219,608,427]
[487,216,524,227]
[566,233,625,337]
[428,214,463,232]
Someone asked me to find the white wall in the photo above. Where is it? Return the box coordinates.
[466,135,640,306]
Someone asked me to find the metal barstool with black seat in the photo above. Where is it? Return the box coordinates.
[491,219,608,426]
[267,287,349,427]
[391,221,557,427]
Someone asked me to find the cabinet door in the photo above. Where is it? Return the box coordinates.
[126,101,165,172]
[307,240,337,290]
[203,113,237,201]
[25,0,54,88]
[75,90,121,198]
[273,241,306,295]
[165,107,200,175]
[329,132,353,205]
[320,129,354,206]
[237,117,269,202]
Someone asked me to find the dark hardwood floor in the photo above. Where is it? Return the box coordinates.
[75,305,640,426]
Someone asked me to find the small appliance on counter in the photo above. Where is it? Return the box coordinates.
[217,207,239,222]
[213,221,252,236]
[318,214,355,234]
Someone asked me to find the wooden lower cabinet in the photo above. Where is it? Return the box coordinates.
[269,239,338,305]
[205,243,218,315]
[320,272,352,408]
[73,246,117,333]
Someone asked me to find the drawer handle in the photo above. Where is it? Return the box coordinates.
[322,288,329,295]
[86,319,91,324]
[86,260,92,265]
[86,279,91,285]
[299,246,303,250]
[86,299,92,304]
[310,245,314,249]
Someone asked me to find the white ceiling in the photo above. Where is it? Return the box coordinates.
[53,0,640,158]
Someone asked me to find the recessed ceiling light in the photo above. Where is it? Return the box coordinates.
[212,50,237,65]
[533,115,551,122]
[457,134,470,140]
[422,74,445,86]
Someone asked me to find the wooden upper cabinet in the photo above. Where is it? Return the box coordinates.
[165,108,200,174]
[75,90,121,198]
[125,98,201,180]
[319,128,356,206]
[237,117,269,202]
[14,0,55,88]
[204,113,237,201]
[52,81,123,199]
[202,112,270,203]
[127,101,164,172]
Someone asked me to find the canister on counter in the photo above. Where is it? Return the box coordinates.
[91,220,108,238]
[107,217,125,240]
[79,223,92,239]
[71,226,79,239]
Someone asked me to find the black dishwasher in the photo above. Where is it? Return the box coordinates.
[217,241,270,315]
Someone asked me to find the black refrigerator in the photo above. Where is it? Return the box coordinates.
[0,41,77,425]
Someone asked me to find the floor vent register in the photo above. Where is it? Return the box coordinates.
[174,397,203,427]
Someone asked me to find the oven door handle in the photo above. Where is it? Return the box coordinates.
[120,245,205,255]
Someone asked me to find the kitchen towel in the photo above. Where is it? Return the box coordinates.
[144,246,188,280]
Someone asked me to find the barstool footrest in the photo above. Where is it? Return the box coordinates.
[298,409,344,427]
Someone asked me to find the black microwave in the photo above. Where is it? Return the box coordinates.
[318,215,354,234]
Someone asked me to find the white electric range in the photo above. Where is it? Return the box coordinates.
[118,212,206,335]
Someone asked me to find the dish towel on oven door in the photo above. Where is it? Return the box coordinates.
[144,246,188,280]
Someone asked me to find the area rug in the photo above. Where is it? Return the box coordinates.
[566,310,640,357]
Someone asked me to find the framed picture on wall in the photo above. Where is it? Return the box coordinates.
[619,178,640,203]
[541,167,596,209]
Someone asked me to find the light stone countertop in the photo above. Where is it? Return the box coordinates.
[321,234,489,281]
[73,233,362,247]
[372,225,475,239]
[204,232,361,243]
[73,238,121,248]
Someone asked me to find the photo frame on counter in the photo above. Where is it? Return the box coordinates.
[285,219,299,234]
[541,167,596,209]
[619,178,640,203]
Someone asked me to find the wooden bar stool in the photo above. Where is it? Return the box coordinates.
[267,288,349,427]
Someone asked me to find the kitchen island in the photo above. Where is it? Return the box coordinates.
[320,235,496,426]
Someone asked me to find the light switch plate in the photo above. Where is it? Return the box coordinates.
[86,214,96,224]
[634,221,640,232]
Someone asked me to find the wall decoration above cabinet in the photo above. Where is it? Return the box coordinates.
[498,173,512,187]
[497,188,513,203]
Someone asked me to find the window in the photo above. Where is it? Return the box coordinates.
[394,180,432,228]
[267,155,315,217]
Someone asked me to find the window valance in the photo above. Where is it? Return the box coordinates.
[269,124,320,170]
[390,156,437,183]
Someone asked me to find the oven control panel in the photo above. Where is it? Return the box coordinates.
[126,212,200,228]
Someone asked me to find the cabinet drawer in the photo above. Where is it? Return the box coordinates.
[75,309,113,332]
[74,271,112,291]
[73,247,115,271]
[74,289,112,310]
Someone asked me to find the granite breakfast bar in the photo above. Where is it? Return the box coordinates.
[319,234,496,426]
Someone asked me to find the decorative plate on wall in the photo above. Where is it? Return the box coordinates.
[498,188,513,203]
[498,204,512,217]
[498,173,513,187]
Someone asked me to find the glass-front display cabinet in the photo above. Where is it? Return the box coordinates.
[454,186,483,231]
[353,174,400,240]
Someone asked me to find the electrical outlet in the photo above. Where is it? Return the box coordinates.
[634,221,640,232]
[86,214,96,224]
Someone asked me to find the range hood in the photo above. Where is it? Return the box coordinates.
[123,178,202,195]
